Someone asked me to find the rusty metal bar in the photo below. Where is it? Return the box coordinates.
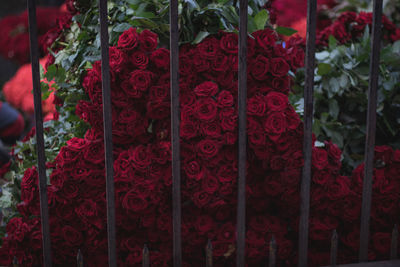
[330,230,338,266]
[206,239,213,267]
[27,1,52,266]
[269,235,277,267]
[98,0,117,266]
[143,245,150,267]
[77,249,83,267]
[358,0,383,262]
[237,0,248,266]
[170,0,182,265]
[297,0,317,266]
[391,225,398,260]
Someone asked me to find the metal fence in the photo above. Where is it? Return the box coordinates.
[22,0,400,266]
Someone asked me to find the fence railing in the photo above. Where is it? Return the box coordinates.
[23,0,400,266]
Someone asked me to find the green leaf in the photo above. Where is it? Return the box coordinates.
[393,40,400,54]
[328,35,337,48]
[328,99,339,119]
[275,26,297,36]
[315,51,330,60]
[328,78,340,94]
[253,9,269,30]
[192,31,210,44]
[113,23,132,32]
[44,65,57,81]
[184,0,200,11]
[317,63,332,76]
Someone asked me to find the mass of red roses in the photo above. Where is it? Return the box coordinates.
[1,25,400,267]
[0,6,72,65]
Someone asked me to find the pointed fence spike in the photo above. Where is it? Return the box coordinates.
[330,229,338,266]
[77,249,83,267]
[269,235,277,267]
[142,244,150,267]
[206,239,213,267]
[13,256,19,267]
[391,225,398,260]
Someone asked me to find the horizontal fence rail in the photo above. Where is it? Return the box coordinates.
[22,0,398,266]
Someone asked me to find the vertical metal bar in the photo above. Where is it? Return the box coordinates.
[142,245,150,267]
[77,249,84,267]
[170,0,182,265]
[358,0,383,262]
[297,0,317,266]
[268,235,276,267]
[237,0,248,266]
[391,225,398,260]
[206,239,213,267]
[330,230,338,266]
[98,0,117,266]
[27,1,52,266]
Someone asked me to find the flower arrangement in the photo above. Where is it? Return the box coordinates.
[0,0,400,266]
[1,25,400,266]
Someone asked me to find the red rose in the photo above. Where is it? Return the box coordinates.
[130,145,152,171]
[197,139,221,159]
[75,199,98,219]
[372,232,391,254]
[184,160,204,180]
[6,218,30,242]
[147,101,170,119]
[62,225,83,246]
[194,215,215,234]
[149,85,169,102]
[197,37,220,59]
[192,191,211,207]
[218,222,236,242]
[109,46,126,72]
[247,95,266,116]
[220,112,237,132]
[139,29,158,52]
[220,33,238,54]
[312,147,328,170]
[122,189,148,213]
[250,55,269,80]
[271,76,290,94]
[151,48,170,69]
[194,81,219,97]
[122,70,153,98]
[192,53,210,72]
[202,174,220,194]
[264,112,287,136]
[253,29,277,51]
[194,98,218,122]
[270,58,290,77]
[217,90,234,107]
[265,92,288,111]
[212,53,230,72]
[180,120,198,140]
[131,50,149,69]
[117,28,139,51]
[201,121,222,138]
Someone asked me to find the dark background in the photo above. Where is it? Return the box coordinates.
[0,0,65,86]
